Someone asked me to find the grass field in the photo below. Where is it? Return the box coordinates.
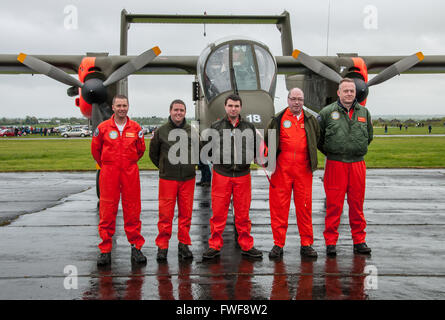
[364,136,445,168]
[0,139,156,171]
[0,139,97,171]
[1,136,444,172]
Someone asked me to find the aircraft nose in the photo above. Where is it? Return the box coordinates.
[238,91,276,130]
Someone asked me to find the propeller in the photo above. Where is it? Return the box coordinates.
[292,49,342,84]
[367,52,424,87]
[17,46,161,105]
[17,53,83,88]
[292,49,424,103]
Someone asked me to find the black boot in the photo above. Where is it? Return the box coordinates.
[131,246,147,265]
[269,245,283,260]
[178,243,193,260]
[300,246,318,259]
[241,247,263,259]
[353,243,372,255]
[326,245,337,257]
[97,252,111,266]
[202,247,220,259]
[157,247,168,262]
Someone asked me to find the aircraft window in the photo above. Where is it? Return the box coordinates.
[254,45,275,93]
[232,45,257,90]
[204,44,231,101]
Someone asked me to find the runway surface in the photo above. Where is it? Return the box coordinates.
[0,169,444,300]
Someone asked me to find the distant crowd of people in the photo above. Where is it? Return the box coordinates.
[383,123,434,134]
[0,126,57,136]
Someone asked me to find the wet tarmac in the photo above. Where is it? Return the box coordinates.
[0,169,444,300]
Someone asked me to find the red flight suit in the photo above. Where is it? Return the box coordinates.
[156,177,195,249]
[269,108,314,247]
[207,116,256,252]
[209,170,254,251]
[323,107,367,246]
[91,115,146,253]
[323,159,367,245]
[148,117,196,250]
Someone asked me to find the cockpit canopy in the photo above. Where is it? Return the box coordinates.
[197,38,277,102]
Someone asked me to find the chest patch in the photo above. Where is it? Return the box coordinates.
[283,120,292,128]
[357,117,366,123]
[331,111,340,120]
[109,130,119,140]
[125,132,136,138]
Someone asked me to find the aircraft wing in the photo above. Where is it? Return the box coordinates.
[276,56,328,75]
[276,55,445,75]
[362,55,445,74]
[130,56,198,75]
[0,54,84,74]
[0,54,198,76]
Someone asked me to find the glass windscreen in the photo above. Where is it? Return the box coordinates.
[203,44,231,101]
[201,41,276,102]
[254,45,276,93]
[232,44,258,91]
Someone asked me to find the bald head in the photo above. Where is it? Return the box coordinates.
[288,87,304,98]
[287,88,304,116]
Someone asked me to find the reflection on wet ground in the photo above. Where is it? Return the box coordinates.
[176,255,367,300]
[82,252,371,300]
[0,169,444,300]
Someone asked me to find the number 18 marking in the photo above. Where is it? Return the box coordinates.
[246,114,261,123]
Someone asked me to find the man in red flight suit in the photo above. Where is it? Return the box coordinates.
[149,99,196,262]
[91,94,147,267]
[318,78,373,256]
[202,94,263,260]
[266,88,320,260]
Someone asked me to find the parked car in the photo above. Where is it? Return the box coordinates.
[0,128,15,137]
[141,126,149,135]
[54,125,70,133]
[62,128,91,138]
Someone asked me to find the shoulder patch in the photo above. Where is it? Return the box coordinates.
[331,111,340,120]
[109,130,118,140]
[138,130,143,138]
[283,120,292,128]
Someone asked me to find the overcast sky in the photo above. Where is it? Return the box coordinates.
[1,0,444,118]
